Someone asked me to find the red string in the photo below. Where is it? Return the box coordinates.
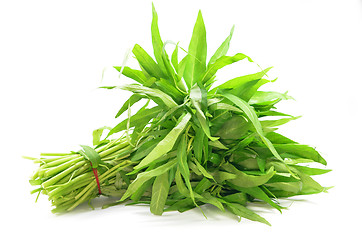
[90,163,102,195]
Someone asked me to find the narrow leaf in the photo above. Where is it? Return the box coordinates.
[107,106,162,137]
[115,94,143,118]
[202,53,251,84]
[79,145,102,168]
[132,44,165,78]
[193,159,214,180]
[114,66,148,84]
[177,134,195,202]
[184,10,207,88]
[208,25,234,66]
[211,67,273,101]
[225,202,271,226]
[120,84,178,109]
[134,113,192,170]
[92,126,111,146]
[221,92,283,161]
[190,84,218,141]
[223,162,275,187]
[121,158,177,201]
[171,44,179,72]
[150,171,170,215]
[230,185,282,212]
[151,3,167,75]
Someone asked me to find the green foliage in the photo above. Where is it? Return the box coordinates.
[28,5,330,226]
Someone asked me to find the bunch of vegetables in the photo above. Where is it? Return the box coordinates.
[28,5,330,225]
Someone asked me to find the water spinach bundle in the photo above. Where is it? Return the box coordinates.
[28,5,331,225]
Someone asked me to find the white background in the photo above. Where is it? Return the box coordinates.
[1,0,361,239]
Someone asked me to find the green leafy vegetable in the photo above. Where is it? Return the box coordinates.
[27,5,330,226]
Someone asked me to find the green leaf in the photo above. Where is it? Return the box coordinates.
[184,10,207,88]
[194,178,212,194]
[198,192,224,211]
[165,198,195,212]
[265,182,302,194]
[221,92,283,161]
[155,78,184,103]
[260,116,301,130]
[131,138,162,162]
[249,91,293,106]
[222,162,275,187]
[114,94,143,118]
[208,140,228,150]
[79,145,102,168]
[134,113,192,170]
[202,53,251,84]
[171,44,179,72]
[213,171,236,183]
[211,67,273,101]
[175,168,191,197]
[215,115,251,140]
[193,159,214,180]
[92,126,111,146]
[120,84,178,109]
[265,132,298,144]
[121,158,177,201]
[193,126,205,163]
[222,192,247,205]
[208,25,234,66]
[273,144,327,165]
[131,177,154,202]
[132,44,165,79]
[151,3,167,76]
[107,106,162,137]
[291,165,331,176]
[225,202,271,226]
[177,134,195,202]
[150,171,170,215]
[114,66,148,84]
[229,185,282,212]
[190,84,218,141]
[209,102,243,114]
[299,175,326,194]
[257,110,293,118]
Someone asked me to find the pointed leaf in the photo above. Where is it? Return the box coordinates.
[171,44,179,72]
[184,11,207,88]
[120,84,178,109]
[208,25,234,66]
[151,3,167,75]
[249,91,293,106]
[114,66,148,84]
[115,93,143,118]
[221,92,283,161]
[222,162,275,187]
[225,202,271,226]
[134,113,192,170]
[193,159,214,180]
[177,134,195,202]
[107,106,162,137]
[202,53,251,84]
[92,126,111,146]
[211,67,273,101]
[121,158,177,201]
[79,145,102,168]
[150,171,170,215]
[228,185,282,212]
[190,84,218,141]
[132,44,165,78]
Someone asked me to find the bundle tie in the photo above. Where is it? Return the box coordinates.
[79,145,104,195]
[90,163,102,195]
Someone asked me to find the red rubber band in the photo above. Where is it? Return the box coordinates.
[90,163,102,195]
